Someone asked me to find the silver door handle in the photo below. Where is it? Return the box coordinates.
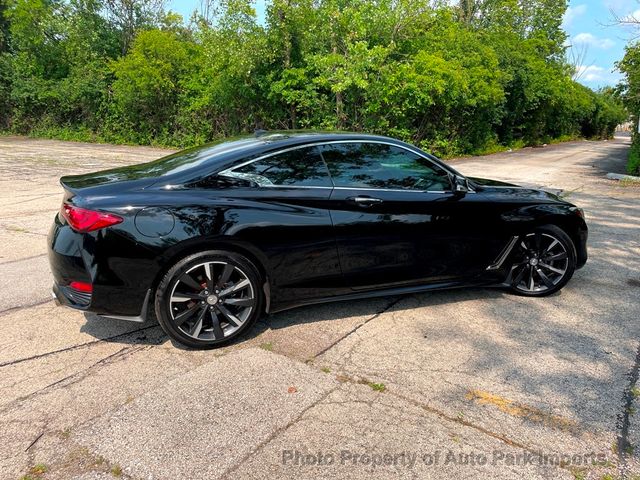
[348,196,384,207]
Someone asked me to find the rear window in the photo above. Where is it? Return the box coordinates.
[223,147,332,187]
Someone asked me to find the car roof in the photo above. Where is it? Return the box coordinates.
[150,131,419,180]
[135,130,463,187]
[205,130,405,154]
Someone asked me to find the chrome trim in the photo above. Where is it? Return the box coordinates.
[233,184,333,190]
[218,140,475,194]
[333,186,448,194]
[100,289,151,323]
[486,236,519,270]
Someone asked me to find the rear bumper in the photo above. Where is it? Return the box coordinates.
[51,282,91,310]
[48,214,152,318]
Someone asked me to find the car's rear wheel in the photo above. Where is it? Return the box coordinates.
[507,225,576,297]
[155,250,264,348]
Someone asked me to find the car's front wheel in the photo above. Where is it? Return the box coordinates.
[506,225,577,296]
[155,250,264,348]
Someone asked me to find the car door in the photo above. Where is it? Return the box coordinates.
[319,141,499,291]
[216,145,348,304]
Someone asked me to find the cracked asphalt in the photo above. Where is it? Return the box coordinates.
[0,134,639,480]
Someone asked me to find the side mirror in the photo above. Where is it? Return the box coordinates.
[453,175,469,194]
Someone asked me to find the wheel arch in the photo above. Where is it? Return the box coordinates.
[151,237,272,312]
[536,214,587,266]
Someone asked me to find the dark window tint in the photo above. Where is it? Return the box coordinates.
[320,143,451,191]
[227,147,331,187]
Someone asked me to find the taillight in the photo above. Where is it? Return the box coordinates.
[61,204,123,233]
[69,281,93,293]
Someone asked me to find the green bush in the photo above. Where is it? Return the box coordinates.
[628,138,640,176]
[0,0,630,153]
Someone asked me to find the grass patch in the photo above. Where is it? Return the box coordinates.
[340,375,387,392]
[29,464,47,475]
[366,382,386,392]
[20,464,48,479]
[321,367,331,373]
[111,464,123,476]
[571,469,585,480]
[259,342,273,351]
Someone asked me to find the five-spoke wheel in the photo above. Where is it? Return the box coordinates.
[507,225,576,296]
[155,251,263,348]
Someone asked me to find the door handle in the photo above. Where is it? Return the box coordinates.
[347,196,384,207]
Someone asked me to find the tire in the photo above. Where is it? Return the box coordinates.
[507,224,577,297]
[155,250,264,348]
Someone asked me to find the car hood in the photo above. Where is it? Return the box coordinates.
[468,176,565,202]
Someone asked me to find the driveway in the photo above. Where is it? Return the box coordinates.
[0,135,638,480]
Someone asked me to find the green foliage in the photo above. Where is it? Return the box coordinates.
[110,29,202,143]
[0,0,629,153]
[627,138,640,176]
[619,41,640,175]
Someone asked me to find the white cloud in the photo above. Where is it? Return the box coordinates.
[562,4,587,28]
[620,9,640,23]
[576,65,605,82]
[572,32,616,49]
[576,65,623,85]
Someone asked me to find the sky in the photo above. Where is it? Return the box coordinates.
[562,0,639,88]
[168,0,639,89]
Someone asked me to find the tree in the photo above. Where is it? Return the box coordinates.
[111,29,202,142]
[0,0,627,152]
[104,0,166,54]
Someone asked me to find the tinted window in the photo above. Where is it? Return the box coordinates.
[320,143,451,191]
[226,147,331,187]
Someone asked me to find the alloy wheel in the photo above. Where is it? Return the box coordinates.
[508,232,570,294]
[168,261,256,341]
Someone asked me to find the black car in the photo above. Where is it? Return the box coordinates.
[48,132,588,348]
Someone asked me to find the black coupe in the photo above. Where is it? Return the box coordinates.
[48,132,588,348]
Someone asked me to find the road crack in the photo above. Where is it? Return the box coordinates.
[219,385,339,480]
[0,345,151,415]
[0,324,161,368]
[0,298,53,317]
[313,297,400,359]
[616,340,640,478]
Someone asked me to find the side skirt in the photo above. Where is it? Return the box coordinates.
[269,279,495,314]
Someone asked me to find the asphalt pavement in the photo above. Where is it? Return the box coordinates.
[0,134,638,480]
